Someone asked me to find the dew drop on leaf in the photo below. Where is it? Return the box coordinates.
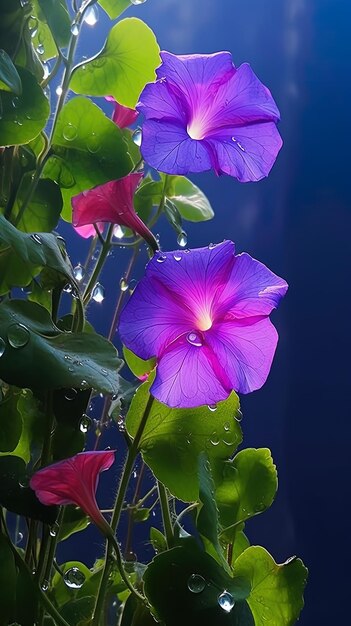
[7,323,30,349]
[187,574,206,594]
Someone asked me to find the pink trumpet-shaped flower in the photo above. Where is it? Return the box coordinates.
[105,96,138,128]
[30,451,115,534]
[119,241,288,408]
[72,173,158,251]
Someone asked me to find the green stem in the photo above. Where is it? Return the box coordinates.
[157,482,174,548]
[92,396,154,625]
[83,224,114,306]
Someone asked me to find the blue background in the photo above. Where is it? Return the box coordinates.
[58,1,351,624]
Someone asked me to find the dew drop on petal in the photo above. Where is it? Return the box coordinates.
[119,277,129,292]
[177,231,187,247]
[20,0,29,6]
[7,323,30,349]
[63,567,85,589]
[92,282,105,303]
[187,574,206,594]
[0,337,6,357]
[79,414,92,433]
[101,368,108,376]
[173,253,182,261]
[156,254,167,263]
[186,331,203,347]
[208,242,217,249]
[73,263,85,282]
[30,233,42,244]
[218,591,235,613]
[132,128,142,146]
[63,283,72,294]
[11,97,20,108]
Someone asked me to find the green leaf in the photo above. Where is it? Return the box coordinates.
[12,175,62,232]
[98,0,131,19]
[0,390,22,453]
[29,1,58,62]
[126,377,242,501]
[150,527,167,554]
[0,49,22,95]
[0,531,17,623]
[0,214,75,294]
[70,18,160,108]
[234,547,308,626]
[0,67,49,146]
[0,299,123,395]
[11,389,45,463]
[214,449,278,541]
[133,178,162,225]
[0,455,57,523]
[38,0,71,48]
[43,97,133,220]
[165,175,214,222]
[123,346,155,379]
[144,542,252,626]
[232,530,250,563]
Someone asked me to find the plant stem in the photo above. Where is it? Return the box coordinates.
[108,244,139,341]
[157,482,174,548]
[92,396,154,625]
[83,224,114,305]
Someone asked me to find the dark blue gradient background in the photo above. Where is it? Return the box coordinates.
[58,1,351,624]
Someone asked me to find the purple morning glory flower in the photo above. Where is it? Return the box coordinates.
[119,241,288,408]
[137,51,282,182]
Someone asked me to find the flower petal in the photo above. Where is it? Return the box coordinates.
[205,317,279,394]
[74,223,104,238]
[140,119,212,175]
[206,121,283,181]
[151,334,232,408]
[214,252,288,320]
[137,80,186,123]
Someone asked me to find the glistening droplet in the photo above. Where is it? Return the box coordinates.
[63,123,77,141]
[113,224,124,239]
[132,128,142,146]
[83,5,99,26]
[87,132,100,153]
[187,574,206,594]
[65,389,77,401]
[0,338,5,357]
[73,263,85,281]
[131,0,147,4]
[156,254,167,263]
[71,22,79,36]
[7,323,30,349]
[186,331,203,347]
[177,232,187,247]
[79,414,92,433]
[30,233,42,244]
[63,567,85,589]
[119,277,128,292]
[92,282,105,303]
[208,404,217,412]
[173,253,182,261]
[218,591,235,613]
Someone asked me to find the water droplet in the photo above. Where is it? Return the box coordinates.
[50,522,59,537]
[210,432,220,446]
[16,531,24,544]
[73,263,85,282]
[63,123,77,141]
[84,5,99,26]
[65,389,78,401]
[119,277,128,292]
[12,96,20,108]
[156,254,167,263]
[235,409,243,422]
[63,283,72,294]
[208,242,217,249]
[79,414,92,433]
[63,567,85,589]
[173,253,182,261]
[14,118,23,126]
[20,0,29,7]
[113,224,125,239]
[218,591,235,613]
[223,421,230,430]
[42,63,49,80]
[41,580,49,591]
[30,232,42,244]
[19,476,29,488]
[92,282,105,303]
[101,368,108,376]
[64,355,72,362]
[29,16,38,37]
[132,470,138,479]
[71,22,79,36]
[117,417,125,432]
[0,337,5,357]
[186,331,203,347]
[187,574,206,594]
[36,43,44,55]
[7,323,30,349]
[56,86,63,96]
[177,231,187,247]
[87,132,100,153]
[132,128,142,146]
[208,404,217,412]
[128,279,137,294]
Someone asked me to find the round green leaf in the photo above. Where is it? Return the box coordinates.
[0,48,22,95]
[98,0,131,19]
[165,175,215,222]
[234,547,308,626]
[214,449,278,541]
[126,377,242,501]
[70,18,160,108]
[44,96,133,220]
[0,299,123,395]
[123,346,155,379]
[144,542,253,626]
[0,67,49,146]
[12,175,63,232]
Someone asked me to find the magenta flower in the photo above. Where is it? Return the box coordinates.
[105,96,138,128]
[71,173,158,251]
[119,241,288,408]
[74,223,104,239]
[137,51,282,182]
[30,451,115,534]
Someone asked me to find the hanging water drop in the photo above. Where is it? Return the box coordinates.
[79,414,92,433]
[73,263,85,282]
[36,43,44,55]
[208,404,217,412]
[84,5,99,26]
[63,567,85,589]
[7,324,30,349]
[119,277,129,292]
[0,337,5,357]
[41,580,49,592]
[187,574,206,594]
[71,22,79,36]
[42,63,49,80]
[50,522,59,537]
[186,331,203,347]
[30,233,42,244]
[131,0,147,4]
[56,86,63,96]
[132,128,142,146]
[92,282,105,303]
[177,231,187,247]
[218,591,235,613]
[113,224,125,239]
